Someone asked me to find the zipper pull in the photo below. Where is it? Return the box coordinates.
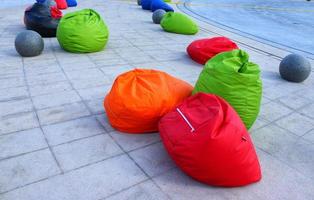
[176,108,195,133]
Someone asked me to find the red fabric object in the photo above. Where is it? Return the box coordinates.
[187,37,239,65]
[159,93,262,187]
[50,6,62,19]
[55,0,68,10]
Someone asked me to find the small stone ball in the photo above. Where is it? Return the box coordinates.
[15,30,44,57]
[279,54,311,83]
[152,9,166,24]
[137,0,142,6]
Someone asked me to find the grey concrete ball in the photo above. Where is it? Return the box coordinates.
[279,54,311,83]
[137,0,142,6]
[152,9,166,24]
[15,30,44,57]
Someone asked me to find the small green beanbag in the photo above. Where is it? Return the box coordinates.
[57,9,109,53]
[160,12,198,35]
[193,49,262,129]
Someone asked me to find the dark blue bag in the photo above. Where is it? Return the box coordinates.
[141,0,153,10]
[151,0,174,12]
[66,0,77,7]
[36,0,56,6]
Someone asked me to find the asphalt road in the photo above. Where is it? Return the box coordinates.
[178,0,314,59]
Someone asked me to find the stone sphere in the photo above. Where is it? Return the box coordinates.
[279,54,311,83]
[152,9,166,24]
[15,30,44,57]
[137,0,142,6]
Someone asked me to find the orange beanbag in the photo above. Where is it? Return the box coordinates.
[104,69,193,133]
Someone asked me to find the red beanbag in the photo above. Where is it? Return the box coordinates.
[55,0,68,10]
[159,93,261,187]
[187,37,238,65]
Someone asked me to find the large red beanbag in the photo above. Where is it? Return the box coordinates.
[104,69,193,134]
[187,37,238,65]
[55,0,68,10]
[159,93,261,187]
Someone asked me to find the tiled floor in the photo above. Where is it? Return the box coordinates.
[0,0,313,199]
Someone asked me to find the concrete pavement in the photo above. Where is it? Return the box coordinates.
[0,0,313,199]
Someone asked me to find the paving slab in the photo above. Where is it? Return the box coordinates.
[0,128,47,160]
[42,116,105,146]
[0,0,313,199]
[0,112,39,135]
[129,142,176,177]
[0,155,147,200]
[36,102,91,126]
[52,134,123,171]
[105,180,170,200]
[0,149,60,193]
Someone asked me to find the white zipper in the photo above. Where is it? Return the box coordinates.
[176,108,195,133]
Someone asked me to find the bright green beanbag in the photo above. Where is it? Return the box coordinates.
[57,9,109,53]
[160,12,198,35]
[163,0,171,2]
[193,49,262,129]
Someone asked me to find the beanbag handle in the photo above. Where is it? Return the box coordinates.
[176,108,195,133]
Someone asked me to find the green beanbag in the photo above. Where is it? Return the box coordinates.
[193,49,262,129]
[57,9,109,53]
[160,12,198,35]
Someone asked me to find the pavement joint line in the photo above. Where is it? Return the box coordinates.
[124,140,162,153]
[256,146,314,178]
[28,112,99,131]
[0,110,37,120]
[21,53,65,175]
[270,92,314,111]
[101,123,171,193]
[149,174,174,200]
[100,137,175,200]
[257,145,314,181]
[272,117,313,138]
[59,152,126,174]
[48,39,95,118]
[300,127,314,139]
[0,147,49,163]
[47,132,108,148]
[0,172,62,195]
[97,179,153,200]
[0,125,40,138]
[106,127,152,178]
[0,153,130,196]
